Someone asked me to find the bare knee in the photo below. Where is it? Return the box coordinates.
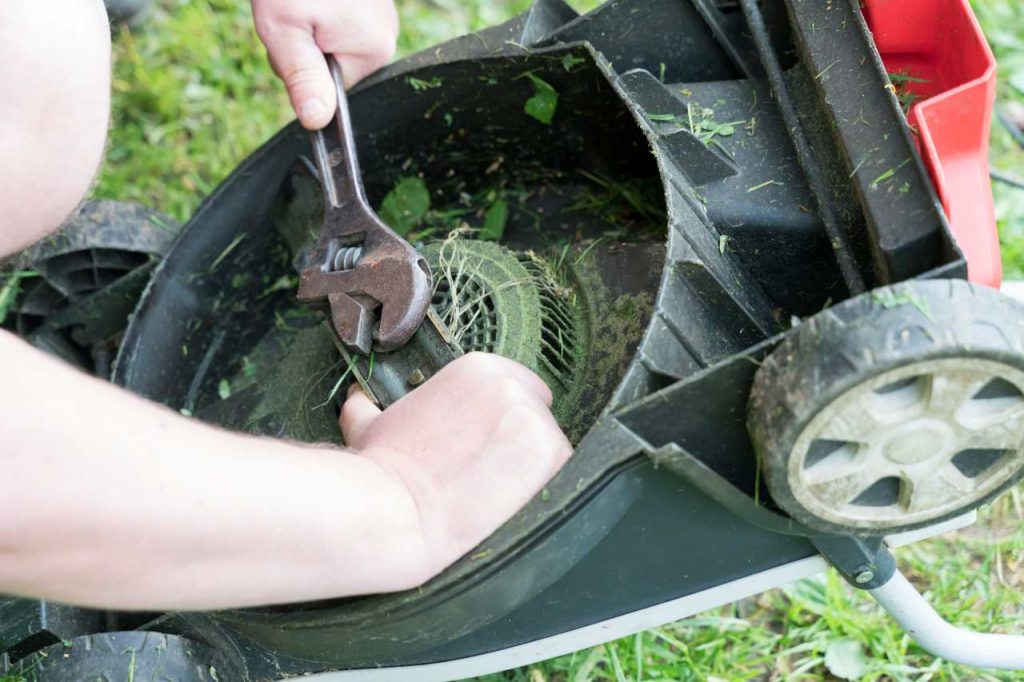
[0,0,111,257]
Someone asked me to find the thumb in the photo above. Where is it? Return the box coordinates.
[340,385,381,449]
[261,24,336,130]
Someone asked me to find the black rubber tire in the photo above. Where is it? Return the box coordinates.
[2,200,176,376]
[748,279,1024,536]
[12,631,220,682]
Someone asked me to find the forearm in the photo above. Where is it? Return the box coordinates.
[0,330,426,610]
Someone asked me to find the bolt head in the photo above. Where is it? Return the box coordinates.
[855,570,875,584]
[407,369,426,386]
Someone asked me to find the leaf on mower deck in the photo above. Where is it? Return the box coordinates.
[824,638,869,680]
[379,177,431,237]
[561,54,586,72]
[0,270,39,326]
[524,73,558,125]
[480,199,509,241]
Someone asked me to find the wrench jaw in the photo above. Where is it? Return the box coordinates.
[373,257,433,352]
[297,255,433,355]
[326,292,376,355]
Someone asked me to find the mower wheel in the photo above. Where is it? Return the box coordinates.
[1,200,176,376]
[748,279,1024,535]
[9,631,221,681]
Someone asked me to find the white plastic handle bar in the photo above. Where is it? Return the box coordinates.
[870,571,1024,670]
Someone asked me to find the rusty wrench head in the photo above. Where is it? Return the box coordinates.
[297,56,432,355]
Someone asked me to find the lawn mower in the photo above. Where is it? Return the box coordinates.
[4,0,1024,679]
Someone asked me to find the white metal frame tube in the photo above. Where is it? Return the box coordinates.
[869,571,1024,670]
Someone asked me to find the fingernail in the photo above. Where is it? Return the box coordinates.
[299,98,326,125]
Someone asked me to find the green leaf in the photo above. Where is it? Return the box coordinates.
[0,270,38,326]
[480,199,509,241]
[887,69,929,84]
[258,274,298,298]
[824,638,869,681]
[524,73,558,125]
[0,278,20,327]
[561,54,586,72]
[407,76,443,91]
[218,379,232,400]
[378,177,431,237]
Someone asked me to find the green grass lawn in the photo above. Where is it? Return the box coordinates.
[83,1,1024,681]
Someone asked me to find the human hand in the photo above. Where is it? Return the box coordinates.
[251,0,399,130]
[340,353,573,578]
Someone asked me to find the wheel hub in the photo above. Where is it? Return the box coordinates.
[882,419,955,465]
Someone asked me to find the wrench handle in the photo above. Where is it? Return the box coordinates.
[311,55,371,215]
